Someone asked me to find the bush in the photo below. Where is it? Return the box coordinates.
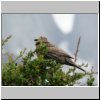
[2,36,97,86]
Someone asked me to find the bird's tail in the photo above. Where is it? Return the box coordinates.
[65,59,86,73]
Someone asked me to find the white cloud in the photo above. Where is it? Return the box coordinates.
[52,14,75,34]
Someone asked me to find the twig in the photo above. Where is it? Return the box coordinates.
[2,35,12,47]
[74,36,81,62]
[72,36,81,82]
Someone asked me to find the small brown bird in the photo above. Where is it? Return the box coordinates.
[34,36,86,73]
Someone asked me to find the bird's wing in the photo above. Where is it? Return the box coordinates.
[47,46,74,59]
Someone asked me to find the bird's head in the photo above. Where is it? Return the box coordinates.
[34,36,48,46]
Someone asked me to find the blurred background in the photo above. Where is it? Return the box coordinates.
[2,14,98,85]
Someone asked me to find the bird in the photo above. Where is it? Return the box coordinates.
[34,36,86,73]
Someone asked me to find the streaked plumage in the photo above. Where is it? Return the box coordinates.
[34,36,86,73]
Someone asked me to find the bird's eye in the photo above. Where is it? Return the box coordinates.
[34,39,38,41]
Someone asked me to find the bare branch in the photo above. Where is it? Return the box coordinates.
[74,36,81,62]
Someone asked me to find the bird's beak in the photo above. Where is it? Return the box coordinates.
[34,39,38,41]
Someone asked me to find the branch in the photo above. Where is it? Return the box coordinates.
[74,36,81,62]
[72,36,82,81]
[2,35,12,47]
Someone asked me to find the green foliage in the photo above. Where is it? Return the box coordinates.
[2,36,97,86]
[35,41,48,56]
[87,76,95,86]
[2,35,12,47]
[86,71,95,86]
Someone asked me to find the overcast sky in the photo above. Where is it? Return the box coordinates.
[2,14,98,68]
